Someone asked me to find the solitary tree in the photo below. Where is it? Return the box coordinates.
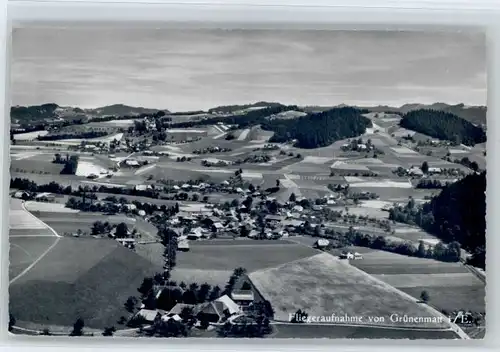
[125,296,138,313]
[70,318,85,336]
[420,290,430,303]
[115,222,129,239]
[102,326,116,337]
[421,161,429,174]
[417,241,426,258]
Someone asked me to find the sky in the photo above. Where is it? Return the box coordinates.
[11,27,487,112]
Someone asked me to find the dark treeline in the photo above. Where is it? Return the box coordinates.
[262,107,371,149]
[207,102,284,114]
[400,109,486,146]
[389,172,486,268]
[10,177,161,199]
[308,225,461,263]
[415,179,453,189]
[168,105,299,129]
[38,131,108,141]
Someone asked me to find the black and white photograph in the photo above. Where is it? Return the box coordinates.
[7,26,486,340]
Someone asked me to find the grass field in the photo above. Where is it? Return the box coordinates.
[400,286,486,313]
[35,212,136,236]
[10,236,58,279]
[9,237,157,329]
[175,241,318,271]
[350,250,486,315]
[250,252,449,328]
[11,159,64,175]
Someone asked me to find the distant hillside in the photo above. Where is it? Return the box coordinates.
[11,103,60,124]
[262,107,372,149]
[207,102,284,114]
[11,103,170,126]
[400,109,486,146]
[89,104,169,117]
[364,103,486,126]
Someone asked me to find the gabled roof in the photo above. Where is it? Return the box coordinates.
[168,303,196,315]
[215,295,241,315]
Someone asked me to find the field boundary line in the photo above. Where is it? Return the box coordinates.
[21,201,61,238]
[9,237,60,285]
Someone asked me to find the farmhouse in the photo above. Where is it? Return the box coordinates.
[168,303,196,316]
[196,295,241,323]
[136,309,167,324]
[125,159,140,167]
[408,167,424,177]
[231,290,255,307]
[13,190,30,199]
[34,192,56,202]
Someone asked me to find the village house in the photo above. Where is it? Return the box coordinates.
[428,167,442,174]
[314,239,330,249]
[212,222,225,233]
[186,227,205,240]
[265,214,282,224]
[125,159,140,167]
[134,184,152,192]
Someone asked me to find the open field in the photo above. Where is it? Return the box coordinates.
[13,130,49,141]
[170,269,232,288]
[11,159,64,175]
[9,237,58,279]
[250,252,450,328]
[24,201,80,213]
[9,237,157,329]
[350,250,486,314]
[176,241,318,271]
[401,286,486,313]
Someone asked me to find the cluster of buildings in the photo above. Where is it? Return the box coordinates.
[135,290,256,327]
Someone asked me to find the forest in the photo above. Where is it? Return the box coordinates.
[11,103,59,123]
[400,109,486,146]
[262,107,371,148]
[389,171,486,268]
